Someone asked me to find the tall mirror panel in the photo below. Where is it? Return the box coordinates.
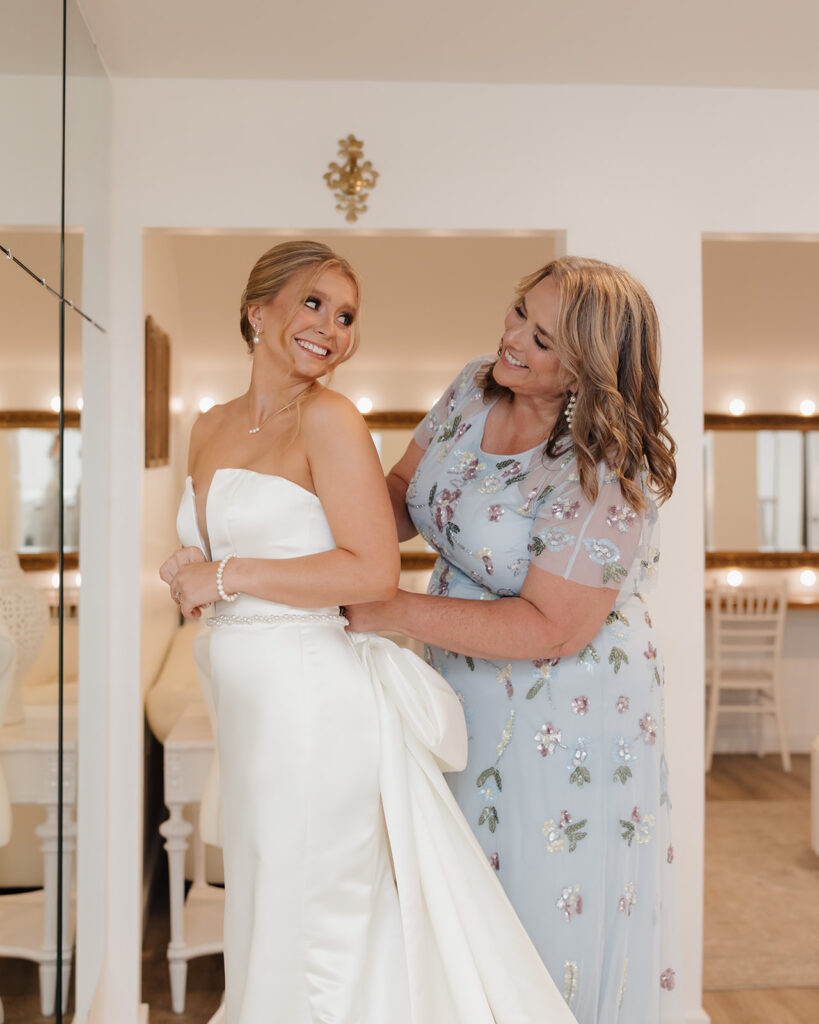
[64,2,111,1021]
[0,1,68,1018]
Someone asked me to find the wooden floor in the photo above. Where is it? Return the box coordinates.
[703,754,817,1024]
[702,986,819,1024]
[0,754,816,1021]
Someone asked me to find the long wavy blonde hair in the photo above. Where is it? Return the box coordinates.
[478,256,676,512]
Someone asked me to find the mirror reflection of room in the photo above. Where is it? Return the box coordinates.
[701,237,819,1013]
[1,0,110,1015]
[0,228,81,1021]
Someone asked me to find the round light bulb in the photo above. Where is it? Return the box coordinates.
[726,569,744,587]
[356,397,373,414]
[50,395,61,413]
[74,572,82,588]
[799,399,816,416]
[76,397,84,411]
[198,396,215,414]
[51,572,60,589]
[728,399,745,417]
[799,569,816,587]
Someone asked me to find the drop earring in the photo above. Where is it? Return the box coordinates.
[252,322,261,346]
[565,392,576,429]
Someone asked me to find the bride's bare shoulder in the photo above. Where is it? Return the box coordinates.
[187,395,245,467]
[301,387,365,438]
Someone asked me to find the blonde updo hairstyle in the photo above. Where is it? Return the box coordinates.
[478,256,676,513]
[239,240,361,377]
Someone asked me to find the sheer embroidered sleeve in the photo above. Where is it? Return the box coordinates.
[412,357,492,452]
[528,463,647,591]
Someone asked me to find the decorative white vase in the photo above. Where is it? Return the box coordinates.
[0,548,49,725]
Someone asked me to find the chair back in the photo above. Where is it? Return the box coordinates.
[710,583,788,678]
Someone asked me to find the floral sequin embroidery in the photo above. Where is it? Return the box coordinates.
[620,806,655,846]
[543,809,587,853]
[556,885,583,922]
[530,527,575,555]
[487,503,505,522]
[639,712,658,745]
[644,642,662,686]
[572,696,590,715]
[476,547,495,576]
[551,498,581,520]
[569,738,591,787]
[451,450,485,482]
[489,852,500,871]
[667,844,674,864]
[584,538,628,586]
[516,485,540,516]
[433,487,463,531]
[606,504,638,533]
[617,695,630,714]
[618,882,637,916]
[613,737,636,784]
[476,710,515,836]
[534,722,565,758]
[527,657,560,702]
[477,473,503,494]
[563,962,579,1008]
[497,664,514,700]
[496,709,515,757]
[660,968,676,992]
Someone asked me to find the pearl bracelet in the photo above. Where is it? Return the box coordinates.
[216,553,239,603]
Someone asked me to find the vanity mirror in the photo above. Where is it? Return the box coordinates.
[0,413,82,570]
[704,413,819,568]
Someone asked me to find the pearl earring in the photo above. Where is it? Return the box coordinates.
[565,392,576,429]
[252,322,261,345]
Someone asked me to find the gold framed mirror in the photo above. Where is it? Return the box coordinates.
[704,412,819,569]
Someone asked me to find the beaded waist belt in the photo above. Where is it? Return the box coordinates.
[207,612,348,628]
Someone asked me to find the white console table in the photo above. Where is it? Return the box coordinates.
[0,703,76,1018]
[160,700,223,1014]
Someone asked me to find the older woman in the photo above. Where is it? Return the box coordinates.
[348,256,684,1023]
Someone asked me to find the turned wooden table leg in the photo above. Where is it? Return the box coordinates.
[159,803,193,1014]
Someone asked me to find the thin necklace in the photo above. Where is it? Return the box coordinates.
[248,386,312,434]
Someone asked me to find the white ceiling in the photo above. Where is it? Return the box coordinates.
[77,0,819,89]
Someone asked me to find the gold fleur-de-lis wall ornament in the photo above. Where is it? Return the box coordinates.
[323,135,379,222]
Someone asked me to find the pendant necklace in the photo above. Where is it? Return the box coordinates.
[248,387,312,435]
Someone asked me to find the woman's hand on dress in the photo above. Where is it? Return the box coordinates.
[345,593,406,634]
[169,560,219,619]
[159,545,206,586]
[160,546,210,617]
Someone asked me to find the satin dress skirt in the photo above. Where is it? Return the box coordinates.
[209,618,410,1024]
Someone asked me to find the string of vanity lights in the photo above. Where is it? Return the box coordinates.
[0,240,106,333]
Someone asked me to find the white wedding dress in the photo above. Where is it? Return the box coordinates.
[177,467,576,1024]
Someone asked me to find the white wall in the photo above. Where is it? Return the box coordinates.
[84,77,819,1023]
[141,233,188,696]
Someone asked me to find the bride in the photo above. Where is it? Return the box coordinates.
[160,240,576,1024]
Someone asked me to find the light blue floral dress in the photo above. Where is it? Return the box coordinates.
[409,359,684,1024]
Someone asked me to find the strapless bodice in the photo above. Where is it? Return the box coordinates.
[176,467,340,618]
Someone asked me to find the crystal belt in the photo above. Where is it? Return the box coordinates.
[207,612,348,627]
